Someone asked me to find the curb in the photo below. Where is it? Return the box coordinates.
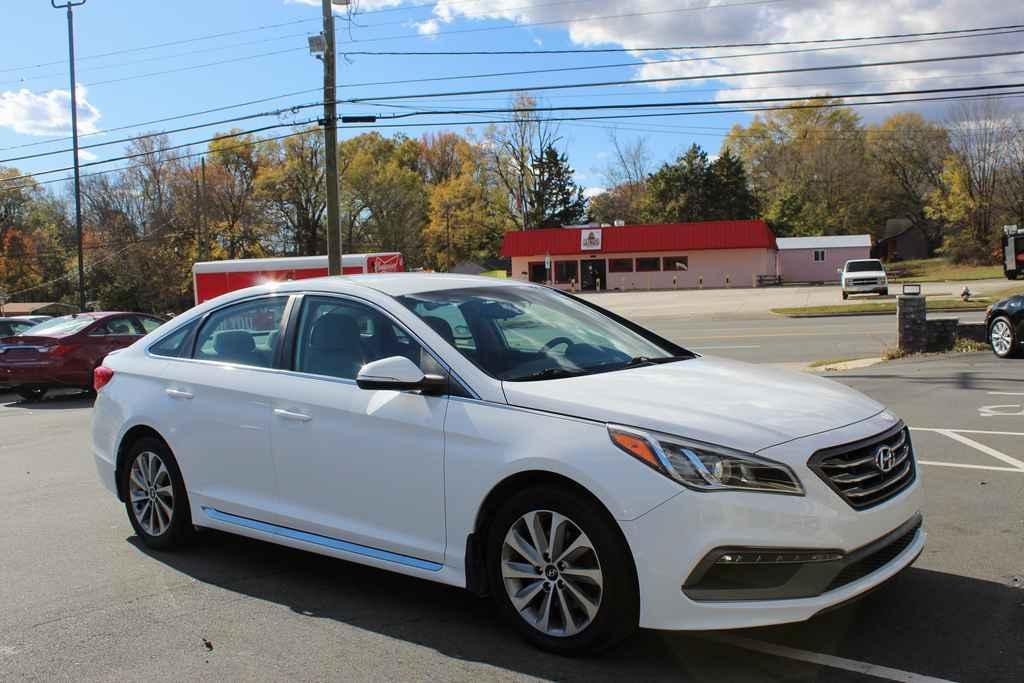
[775,306,988,319]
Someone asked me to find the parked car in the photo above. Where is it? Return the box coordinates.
[986,294,1024,358]
[0,315,50,338]
[839,259,889,299]
[0,312,165,401]
[91,275,923,654]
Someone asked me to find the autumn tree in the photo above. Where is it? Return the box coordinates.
[256,129,325,256]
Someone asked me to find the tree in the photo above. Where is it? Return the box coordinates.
[866,112,951,252]
[256,129,325,256]
[486,94,562,230]
[527,145,586,228]
[926,99,1010,263]
[643,144,712,223]
[589,133,651,224]
[707,149,757,220]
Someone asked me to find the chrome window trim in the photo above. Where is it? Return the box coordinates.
[146,289,480,400]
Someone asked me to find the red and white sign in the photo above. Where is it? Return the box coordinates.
[580,229,602,251]
[192,253,405,305]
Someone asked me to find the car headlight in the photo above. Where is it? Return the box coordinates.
[608,425,803,495]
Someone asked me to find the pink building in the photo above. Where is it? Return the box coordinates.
[501,220,779,291]
[776,235,873,284]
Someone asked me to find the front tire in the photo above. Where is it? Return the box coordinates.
[990,317,1020,358]
[486,485,639,655]
[880,288,889,296]
[842,291,849,300]
[120,437,194,550]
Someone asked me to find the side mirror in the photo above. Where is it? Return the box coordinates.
[356,356,446,394]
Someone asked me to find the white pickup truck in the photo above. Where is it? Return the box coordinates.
[839,259,889,300]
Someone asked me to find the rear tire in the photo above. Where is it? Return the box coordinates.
[990,317,1020,358]
[880,288,889,296]
[16,387,46,402]
[486,485,639,655]
[120,436,195,550]
[1007,270,1020,280]
[842,291,849,300]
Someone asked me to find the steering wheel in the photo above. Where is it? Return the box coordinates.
[541,337,574,353]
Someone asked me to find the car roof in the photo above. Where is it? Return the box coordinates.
[262,273,530,298]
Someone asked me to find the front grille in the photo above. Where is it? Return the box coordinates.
[809,423,915,510]
[826,518,921,591]
[851,278,880,286]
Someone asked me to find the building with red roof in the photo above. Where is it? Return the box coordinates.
[500,220,780,291]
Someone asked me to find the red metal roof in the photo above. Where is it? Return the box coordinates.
[500,220,777,257]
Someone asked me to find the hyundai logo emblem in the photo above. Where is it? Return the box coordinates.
[874,445,897,473]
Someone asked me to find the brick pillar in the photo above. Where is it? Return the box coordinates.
[897,295,927,354]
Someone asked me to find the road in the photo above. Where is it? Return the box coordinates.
[0,353,1021,682]
[640,311,987,364]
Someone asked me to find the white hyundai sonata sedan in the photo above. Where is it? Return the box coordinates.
[91,274,924,654]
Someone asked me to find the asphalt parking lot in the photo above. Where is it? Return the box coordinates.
[0,353,1021,682]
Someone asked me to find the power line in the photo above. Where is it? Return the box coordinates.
[343,22,1024,55]
[1,120,319,183]
[369,82,1024,119]
[0,102,321,164]
[333,0,806,46]
[346,48,1024,102]
[334,29,1024,91]
[0,16,325,74]
[2,127,322,192]
[0,87,322,153]
[8,88,1022,196]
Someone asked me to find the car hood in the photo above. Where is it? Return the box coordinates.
[500,356,884,454]
[843,271,886,278]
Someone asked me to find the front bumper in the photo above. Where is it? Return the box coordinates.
[843,281,888,294]
[620,411,924,630]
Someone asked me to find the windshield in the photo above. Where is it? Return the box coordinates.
[21,315,95,337]
[398,286,686,381]
[845,260,885,273]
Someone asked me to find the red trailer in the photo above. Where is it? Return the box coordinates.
[192,253,404,304]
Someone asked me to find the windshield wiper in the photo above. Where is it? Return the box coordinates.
[583,354,692,373]
[507,366,590,382]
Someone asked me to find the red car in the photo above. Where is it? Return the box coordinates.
[0,312,165,401]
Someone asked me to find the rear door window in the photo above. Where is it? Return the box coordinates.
[193,297,287,368]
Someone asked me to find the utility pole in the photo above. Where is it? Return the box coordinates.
[321,0,345,276]
[52,0,87,311]
[199,156,207,262]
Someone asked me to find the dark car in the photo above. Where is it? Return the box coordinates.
[0,315,52,337]
[0,312,164,401]
[986,294,1024,358]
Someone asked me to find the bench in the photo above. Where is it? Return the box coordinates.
[755,274,784,287]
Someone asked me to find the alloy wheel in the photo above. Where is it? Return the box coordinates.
[128,451,175,537]
[500,510,603,637]
[991,320,1013,356]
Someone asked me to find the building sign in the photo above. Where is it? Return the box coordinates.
[581,229,602,251]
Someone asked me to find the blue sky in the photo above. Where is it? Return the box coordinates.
[2,1,1022,195]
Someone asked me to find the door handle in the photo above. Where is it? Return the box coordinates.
[165,388,194,400]
[274,408,312,422]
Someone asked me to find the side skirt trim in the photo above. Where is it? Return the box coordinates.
[202,507,443,572]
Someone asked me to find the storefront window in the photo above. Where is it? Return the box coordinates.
[608,258,634,273]
[528,262,547,283]
[553,260,578,284]
[636,257,661,272]
[662,256,688,271]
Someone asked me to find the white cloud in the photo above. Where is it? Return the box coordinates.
[416,19,441,36]
[421,0,1024,121]
[583,186,607,199]
[0,86,101,137]
[78,149,98,162]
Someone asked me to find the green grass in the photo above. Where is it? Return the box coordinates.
[773,283,1024,317]
[887,258,1003,282]
[480,269,508,279]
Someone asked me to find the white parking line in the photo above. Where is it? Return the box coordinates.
[689,345,761,350]
[917,460,1024,472]
[987,391,1024,396]
[705,634,956,683]
[920,429,1024,470]
[913,428,1024,437]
